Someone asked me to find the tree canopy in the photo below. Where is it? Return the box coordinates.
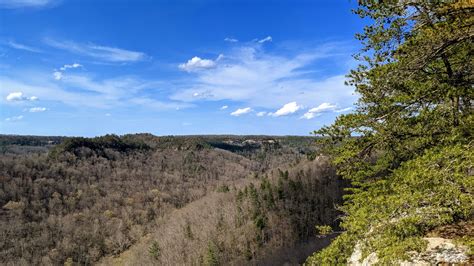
[307,1,473,264]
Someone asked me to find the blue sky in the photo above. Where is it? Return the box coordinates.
[0,0,364,136]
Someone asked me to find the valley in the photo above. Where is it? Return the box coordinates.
[0,134,346,265]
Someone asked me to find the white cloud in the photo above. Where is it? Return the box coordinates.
[216,54,224,61]
[0,0,56,8]
[44,38,147,62]
[60,63,82,71]
[191,91,214,98]
[170,43,356,110]
[301,102,337,119]
[301,112,319,120]
[258,36,272,44]
[5,91,37,101]
[220,105,228,110]
[53,63,82,81]
[53,71,62,80]
[224,37,238,43]
[6,40,41,53]
[230,107,252,116]
[2,41,357,125]
[256,111,267,117]
[271,102,302,117]
[308,102,337,113]
[335,107,353,113]
[6,91,26,101]
[5,115,23,121]
[179,56,219,72]
[128,97,192,110]
[29,107,47,112]
[1,74,190,110]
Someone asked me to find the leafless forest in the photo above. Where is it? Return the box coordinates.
[0,134,345,265]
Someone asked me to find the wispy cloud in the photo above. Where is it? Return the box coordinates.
[0,0,58,9]
[301,102,337,119]
[224,37,238,43]
[5,115,23,121]
[53,63,83,80]
[60,63,82,71]
[44,38,147,62]
[257,36,272,44]
[270,102,302,117]
[29,106,47,112]
[335,107,352,113]
[1,73,188,110]
[301,112,318,120]
[171,42,356,110]
[308,102,337,113]
[128,97,192,110]
[5,40,42,53]
[179,54,223,72]
[2,38,357,129]
[230,107,252,116]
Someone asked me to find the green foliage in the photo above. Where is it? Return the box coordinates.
[278,169,289,179]
[306,152,317,161]
[184,222,194,240]
[216,185,230,193]
[63,257,73,266]
[457,235,474,257]
[254,215,267,231]
[306,232,356,265]
[309,144,473,264]
[308,1,473,264]
[235,162,344,257]
[148,240,161,261]
[204,242,219,266]
[315,225,333,236]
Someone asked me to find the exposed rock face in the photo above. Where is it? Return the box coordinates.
[403,237,469,265]
[347,243,378,266]
[348,237,470,265]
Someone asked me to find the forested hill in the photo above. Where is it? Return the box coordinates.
[0,134,345,265]
[0,134,316,154]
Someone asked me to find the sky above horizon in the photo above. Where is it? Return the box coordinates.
[0,0,364,137]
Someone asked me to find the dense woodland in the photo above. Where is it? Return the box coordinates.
[0,134,344,265]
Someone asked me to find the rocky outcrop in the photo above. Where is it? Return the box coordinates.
[348,237,470,265]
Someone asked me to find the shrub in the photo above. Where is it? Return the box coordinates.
[148,241,161,260]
